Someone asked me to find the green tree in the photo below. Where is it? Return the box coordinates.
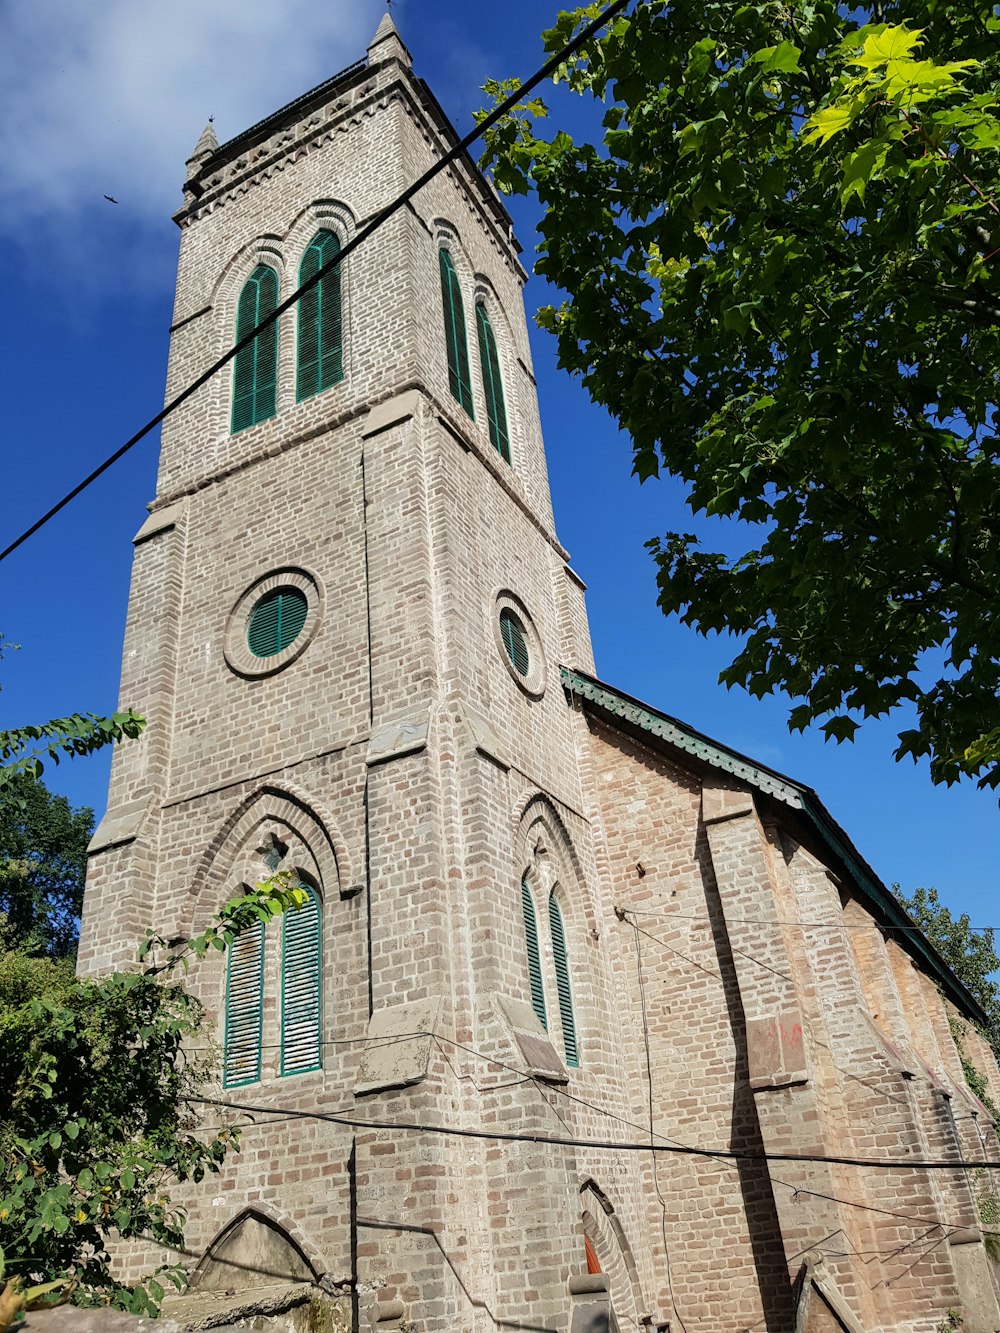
[0,878,308,1321]
[899,884,1000,1051]
[480,0,1000,788]
[0,772,94,958]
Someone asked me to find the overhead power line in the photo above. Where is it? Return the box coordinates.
[623,906,1000,936]
[0,0,633,568]
[191,1093,1000,1172]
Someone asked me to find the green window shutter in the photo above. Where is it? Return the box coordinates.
[297,230,343,402]
[439,249,474,417]
[475,303,510,463]
[224,918,264,1088]
[500,608,529,677]
[548,893,578,1067]
[247,588,308,658]
[232,265,279,433]
[521,879,547,1030]
[281,886,322,1077]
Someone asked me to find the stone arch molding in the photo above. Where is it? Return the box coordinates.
[514,792,594,937]
[190,1203,326,1291]
[212,235,288,349]
[284,197,356,261]
[579,1179,643,1329]
[182,780,357,937]
[209,196,356,315]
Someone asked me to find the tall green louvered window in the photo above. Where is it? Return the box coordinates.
[223,918,265,1088]
[232,265,279,433]
[548,893,579,1067]
[521,879,547,1030]
[247,588,308,659]
[281,885,322,1077]
[475,303,510,463]
[297,230,343,402]
[439,249,474,417]
[500,608,529,677]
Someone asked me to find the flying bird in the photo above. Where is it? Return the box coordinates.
[104,194,118,204]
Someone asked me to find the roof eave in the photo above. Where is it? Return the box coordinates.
[561,666,990,1030]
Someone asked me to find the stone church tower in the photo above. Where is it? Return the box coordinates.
[80,16,1000,1333]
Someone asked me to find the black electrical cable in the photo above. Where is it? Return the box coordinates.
[624,906,1000,935]
[189,1093,1000,1172]
[0,0,633,567]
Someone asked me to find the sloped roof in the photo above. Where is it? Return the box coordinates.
[561,666,989,1028]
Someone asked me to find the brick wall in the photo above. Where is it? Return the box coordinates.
[79,20,1000,1333]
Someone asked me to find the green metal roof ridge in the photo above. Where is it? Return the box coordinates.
[560,668,807,807]
[560,666,990,1030]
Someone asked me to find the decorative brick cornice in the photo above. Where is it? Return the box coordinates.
[175,66,523,277]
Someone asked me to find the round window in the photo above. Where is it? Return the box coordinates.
[224,568,322,679]
[499,608,530,677]
[493,592,545,697]
[247,588,308,658]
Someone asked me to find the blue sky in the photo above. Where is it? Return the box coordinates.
[0,0,997,931]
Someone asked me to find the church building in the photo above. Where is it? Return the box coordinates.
[78,17,1000,1332]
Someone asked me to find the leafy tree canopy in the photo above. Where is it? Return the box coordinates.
[480,0,1000,788]
[899,883,1000,1049]
[0,771,93,958]
[0,878,308,1321]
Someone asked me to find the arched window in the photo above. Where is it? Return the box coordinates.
[281,884,322,1076]
[224,916,265,1088]
[222,877,323,1087]
[521,878,547,1030]
[232,265,279,433]
[475,302,510,462]
[297,230,343,402]
[439,249,474,417]
[549,892,579,1067]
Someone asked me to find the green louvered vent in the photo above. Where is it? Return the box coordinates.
[475,303,510,463]
[247,588,308,659]
[500,609,529,677]
[223,919,264,1088]
[281,886,322,1077]
[439,249,474,417]
[232,265,279,433]
[521,879,547,1030]
[297,230,343,402]
[548,893,579,1067]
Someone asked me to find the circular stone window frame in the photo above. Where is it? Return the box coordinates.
[492,590,546,698]
[224,568,324,679]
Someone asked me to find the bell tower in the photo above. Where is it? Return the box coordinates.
[77,14,644,1333]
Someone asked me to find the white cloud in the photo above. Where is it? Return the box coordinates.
[0,0,384,278]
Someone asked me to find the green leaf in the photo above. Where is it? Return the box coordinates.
[802,100,860,144]
[752,41,802,74]
[840,139,887,205]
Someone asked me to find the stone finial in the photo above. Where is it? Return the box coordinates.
[185,120,219,182]
[367,11,412,69]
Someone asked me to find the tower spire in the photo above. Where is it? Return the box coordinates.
[185,121,219,182]
[367,11,411,69]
